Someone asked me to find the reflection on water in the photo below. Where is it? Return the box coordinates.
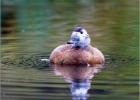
[71,80,90,100]
[52,64,104,100]
[1,61,139,100]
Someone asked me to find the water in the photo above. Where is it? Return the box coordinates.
[1,0,139,100]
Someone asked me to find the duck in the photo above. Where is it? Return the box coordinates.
[49,26,105,65]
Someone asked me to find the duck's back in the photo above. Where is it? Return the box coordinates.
[49,44,104,65]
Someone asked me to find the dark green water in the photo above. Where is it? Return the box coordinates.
[1,0,139,100]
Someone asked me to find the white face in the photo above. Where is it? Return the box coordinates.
[70,27,91,48]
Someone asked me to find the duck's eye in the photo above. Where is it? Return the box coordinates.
[80,31,83,34]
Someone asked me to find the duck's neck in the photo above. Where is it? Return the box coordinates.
[75,45,81,48]
[72,45,89,50]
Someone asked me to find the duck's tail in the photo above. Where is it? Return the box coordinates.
[41,58,50,63]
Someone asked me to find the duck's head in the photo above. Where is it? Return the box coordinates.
[67,27,91,48]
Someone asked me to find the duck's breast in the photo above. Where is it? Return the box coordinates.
[49,44,104,65]
[49,44,94,64]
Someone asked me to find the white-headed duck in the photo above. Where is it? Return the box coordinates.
[49,27,105,65]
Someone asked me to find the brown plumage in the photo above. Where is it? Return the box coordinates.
[49,44,105,65]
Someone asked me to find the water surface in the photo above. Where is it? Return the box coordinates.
[1,0,139,100]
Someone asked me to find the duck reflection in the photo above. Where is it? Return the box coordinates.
[51,64,104,100]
